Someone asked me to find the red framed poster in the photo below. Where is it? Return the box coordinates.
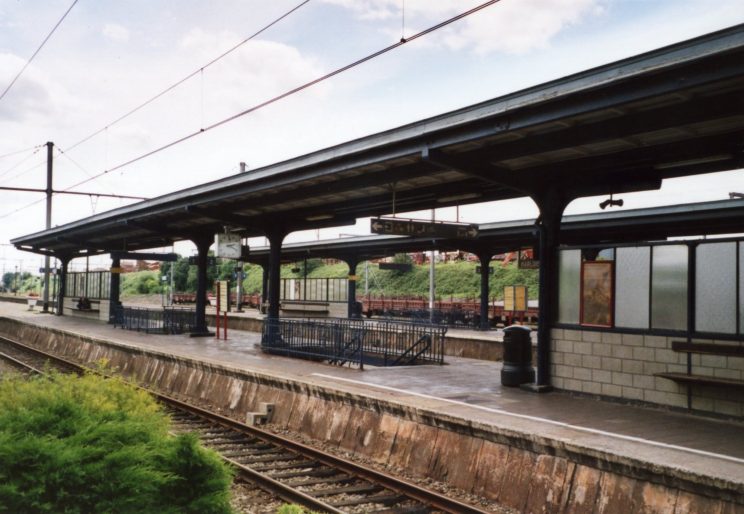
[580,261,614,328]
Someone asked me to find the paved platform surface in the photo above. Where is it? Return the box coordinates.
[3,302,744,486]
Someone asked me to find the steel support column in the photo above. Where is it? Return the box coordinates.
[478,252,492,331]
[260,264,269,312]
[109,256,121,324]
[191,236,213,337]
[345,257,359,318]
[56,257,70,316]
[526,192,567,392]
[266,230,286,321]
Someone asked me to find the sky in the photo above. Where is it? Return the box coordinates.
[1,0,743,273]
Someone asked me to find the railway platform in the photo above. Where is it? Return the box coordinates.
[1,301,742,512]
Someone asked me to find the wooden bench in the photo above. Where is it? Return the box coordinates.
[70,307,101,313]
[280,301,330,317]
[655,341,744,399]
[70,299,101,314]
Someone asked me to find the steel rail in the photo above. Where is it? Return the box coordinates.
[0,336,489,514]
[0,350,45,375]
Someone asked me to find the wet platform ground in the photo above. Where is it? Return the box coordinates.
[2,301,743,487]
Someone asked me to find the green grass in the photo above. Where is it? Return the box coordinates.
[266,260,538,300]
[0,371,234,514]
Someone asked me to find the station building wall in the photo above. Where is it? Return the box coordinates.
[553,239,744,418]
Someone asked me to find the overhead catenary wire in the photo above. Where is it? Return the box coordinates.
[61,0,502,193]
[0,146,145,221]
[0,197,45,221]
[0,148,43,183]
[0,0,79,103]
[57,146,120,197]
[64,0,311,153]
[0,144,43,161]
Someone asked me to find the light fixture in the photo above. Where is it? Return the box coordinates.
[729,192,744,199]
[305,214,334,221]
[599,194,623,210]
[436,192,482,203]
[654,154,731,170]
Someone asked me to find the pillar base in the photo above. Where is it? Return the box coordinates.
[520,383,554,393]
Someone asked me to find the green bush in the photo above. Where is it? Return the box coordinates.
[0,372,234,514]
[121,270,163,296]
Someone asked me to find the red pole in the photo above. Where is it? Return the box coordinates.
[215,281,220,340]
[223,311,227,340]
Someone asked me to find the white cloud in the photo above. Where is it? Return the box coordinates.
[179,28,326,113]
[0,53,55,121]
[323,0,602,55]
[445,0,600,54]
[102,23,130,42]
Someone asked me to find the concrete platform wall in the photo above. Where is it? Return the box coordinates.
[1,317,740,513]
[551,328,744,418]
[206,314,506,361]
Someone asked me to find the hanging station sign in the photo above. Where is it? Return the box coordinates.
[370,218,479,239]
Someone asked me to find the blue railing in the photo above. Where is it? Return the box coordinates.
[112,305,196,334]
[261,317,446,368]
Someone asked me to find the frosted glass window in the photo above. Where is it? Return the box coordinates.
[558,249,581,324]
[615,247,650,329]
[696,242,736,334]
[740,243,744,334]
[651,245,688,331]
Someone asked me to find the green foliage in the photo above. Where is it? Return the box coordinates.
[155,255,538,300]
[161,258,191,292]
[217,259,238,282]
[1,272,40,293]
[0,372,234,514]
[121,270,163,296]
[1,272,12,290]
[242,263,264,295]
[186,254,218,292]
[363,259,537,299]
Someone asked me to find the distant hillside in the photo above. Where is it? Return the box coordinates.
[242,260,538,300]
[138,257,540,300]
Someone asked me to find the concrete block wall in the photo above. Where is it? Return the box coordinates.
[551,329,744,417]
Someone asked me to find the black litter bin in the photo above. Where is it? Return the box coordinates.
[501,325,535,386]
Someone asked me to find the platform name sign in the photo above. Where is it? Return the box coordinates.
[518,248,539,269]
[215,233,243,259]
[370,217,479,239]
[217,280,229,313]
[504,285,528,312]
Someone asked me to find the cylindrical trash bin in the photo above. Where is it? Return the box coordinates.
[501,325,535,386]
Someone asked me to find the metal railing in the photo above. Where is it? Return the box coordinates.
[262,318,366,368]
[261,318,446,368]
[112,305,196,334]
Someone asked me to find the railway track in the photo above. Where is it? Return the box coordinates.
[0,336,490,514]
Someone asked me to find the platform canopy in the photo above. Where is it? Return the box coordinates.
[12,24,744,258]
[244,198,744,264]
